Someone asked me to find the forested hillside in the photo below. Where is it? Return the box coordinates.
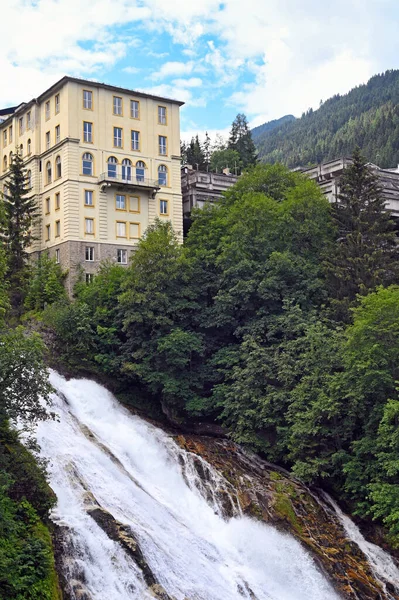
[251,115,296,139]
[255,70,399,168]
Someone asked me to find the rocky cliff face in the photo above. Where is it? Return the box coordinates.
[176,434,399,600]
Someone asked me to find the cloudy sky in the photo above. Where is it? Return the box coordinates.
[1,0,398,140]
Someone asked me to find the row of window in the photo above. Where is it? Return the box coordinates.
[45,94,60,120]
[81,153,169,186]
[46,125,61,149]
[82,90,167,125]
[81,122,166,154]
[45,221,61,241]
[54,247,129,268]
[45,193,61,214]
[45,156,62,184]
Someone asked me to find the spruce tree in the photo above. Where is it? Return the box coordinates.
[325,148,399,321]
[228,113,257,169]
[1,150,38,309]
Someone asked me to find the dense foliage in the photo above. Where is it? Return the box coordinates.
[0,164,60,597]
[181,113,257,174]
[40,156,399,548]
[254,70,399,168]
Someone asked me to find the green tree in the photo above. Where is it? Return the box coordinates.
[325,148,399,321]
[181,135,208,170]
[120,220,204,418]
[210,148,242,174]
[25,253,67,312]
[0,328,52,425]
[0,150,38,310]
[228,113,257,168]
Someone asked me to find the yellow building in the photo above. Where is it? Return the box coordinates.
[0,76,184,293]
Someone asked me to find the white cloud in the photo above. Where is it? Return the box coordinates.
[123,66,141,74]
[151,61,195,80]
[172,77,203,88]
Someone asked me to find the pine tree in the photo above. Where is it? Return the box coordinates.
[228,113,257,169]
[325,147,399,321]
[0,150,38,309]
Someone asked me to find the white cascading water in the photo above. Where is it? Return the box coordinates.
[322,493,399,599]
[35,371,342,600]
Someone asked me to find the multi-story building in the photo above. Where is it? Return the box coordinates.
[302,158,399,219]
[181,165,238,234]
[0,76,184,293]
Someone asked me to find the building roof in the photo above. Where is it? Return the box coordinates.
[0,76,185,127]
[38,76,185,106]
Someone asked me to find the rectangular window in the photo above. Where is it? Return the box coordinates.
[116,194,126,210]
[129,196,140,213]
[55,220,60,237]
[159,135,167,155]
[158,106,167,125]
[130,100,139,119]
[45,101,50,120]
[9,126,12,143]
[45,197,50,214]
[131,130,140,151]
[55,192,60,210]
[85,218,94,234]
[113,127,123,147]
[55,249,60,264]
[116,221,126,237]
[86,273,94,283]
[3,130,7,145]
[55,94,60,114]
[85,246,94,261]
[45,224,50,241]
[113,96,123,115]
[19,117,23,135]
[27,111,31,130]
[84,190,94,206]
[46,131,50,150]
[160,199,168,215]
[55,125,60,144]
[83,90,93,110]
[83,121,93,143]
[117,249,127,264]
[129,222,140,239]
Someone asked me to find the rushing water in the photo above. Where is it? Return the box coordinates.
[35,371,342,600]
[322,493,399,599]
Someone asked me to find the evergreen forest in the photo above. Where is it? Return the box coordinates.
[253,69,399,168]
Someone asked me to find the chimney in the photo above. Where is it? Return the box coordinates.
[222,167,230,175]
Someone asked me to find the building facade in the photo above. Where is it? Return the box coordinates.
[0,77,184,293]
[181,166,238,233]
[303,158,399,219]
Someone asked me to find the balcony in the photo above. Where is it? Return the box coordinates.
[98,169,160,196]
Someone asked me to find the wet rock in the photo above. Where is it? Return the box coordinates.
[149,583,178,599]
[87,507,157,588]
[175,434,399,600]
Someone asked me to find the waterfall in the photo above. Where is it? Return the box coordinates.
[321,492,399,599]
[35,371,342,600]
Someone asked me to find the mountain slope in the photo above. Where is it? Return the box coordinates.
[251,115,296,139]
[254,70,399,169]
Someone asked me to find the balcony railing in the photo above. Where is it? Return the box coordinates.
[98,170,160,191]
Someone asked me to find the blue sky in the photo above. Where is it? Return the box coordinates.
[1,0,399,143]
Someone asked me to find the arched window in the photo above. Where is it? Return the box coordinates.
[9,151,13,165]
[3,156,7,171]
[107,156,117,178]
[19,144,23,155]
[46,161,52,184]
[158,164,168,187]
[27,170,32,189]
[27,139,31,154]
[82,152,93,176]
[122,158,132,181]
[136,160,146,182]
[55,155,61,179]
